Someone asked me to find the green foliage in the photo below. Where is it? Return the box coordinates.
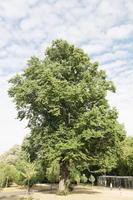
[56,188,70,195]
[8,39,125,190]
[89,175,95,186]
[35,162,47,183]
[75,174,81,185]
[46,160,60,183]
[0,144,44,189]
[17,161,37,191]
[0,146,23,187]
[68,162,81,184]
[81,174,88,184]
[0,162,19,187]
[111,137,133,176]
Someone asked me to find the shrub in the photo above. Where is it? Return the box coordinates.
[89,174,95,186]
[20,195,38,200]
[81,174,88,184]
[56,189,70,195]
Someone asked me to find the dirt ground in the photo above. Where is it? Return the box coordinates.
[1,184,133,200]
[32,185,133,200]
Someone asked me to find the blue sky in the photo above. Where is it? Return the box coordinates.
[0,0,133,154]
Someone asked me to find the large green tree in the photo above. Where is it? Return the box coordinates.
[8,39,125,191]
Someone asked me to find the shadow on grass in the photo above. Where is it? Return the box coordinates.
[33,184,57,191]
[71,187,101,195]
[0,185,102,198]
[36,186,101,195]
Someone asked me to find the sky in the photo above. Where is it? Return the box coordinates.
[0,0,133,154]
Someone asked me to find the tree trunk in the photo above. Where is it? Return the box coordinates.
[58,162,68,191]
[1,177,3,187]
[6,177,9,187]
[27,179,30,194]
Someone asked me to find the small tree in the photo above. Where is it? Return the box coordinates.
[89,174,95,186]
[81,174,88,184]
[20,161,37,193]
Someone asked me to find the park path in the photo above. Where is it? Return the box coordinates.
[0,190,27,199]
[0,188,56,199]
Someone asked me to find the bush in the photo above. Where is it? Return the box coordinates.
[81,174,88,184]
[56,189,70,195]
[20,195,38,200]
[89,174,95,186]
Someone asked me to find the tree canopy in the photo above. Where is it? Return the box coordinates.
[8,39,125,191]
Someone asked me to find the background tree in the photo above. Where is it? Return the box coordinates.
[0,162,19,187]
[8,39,125,191]
[0,145,22,187]
[0,145,21,165]
[0,144,40,190]
[110,136,133,176]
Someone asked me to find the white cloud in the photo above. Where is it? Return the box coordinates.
[0,44,41,74]
[126,1,133,21]
[93,50,130,64]
[0,50,7,58]
[20,3,61,32]
[107,24,133,40]
[0,0,38,19]
[0,1,27,19]
[0,56,26,74]
[100,60,127,77]
[7,44,38,58]
[113,43,133,51]
[82,43,107,55]
[0,28,11,48]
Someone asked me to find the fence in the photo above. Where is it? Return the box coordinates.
[98,176,133,189]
